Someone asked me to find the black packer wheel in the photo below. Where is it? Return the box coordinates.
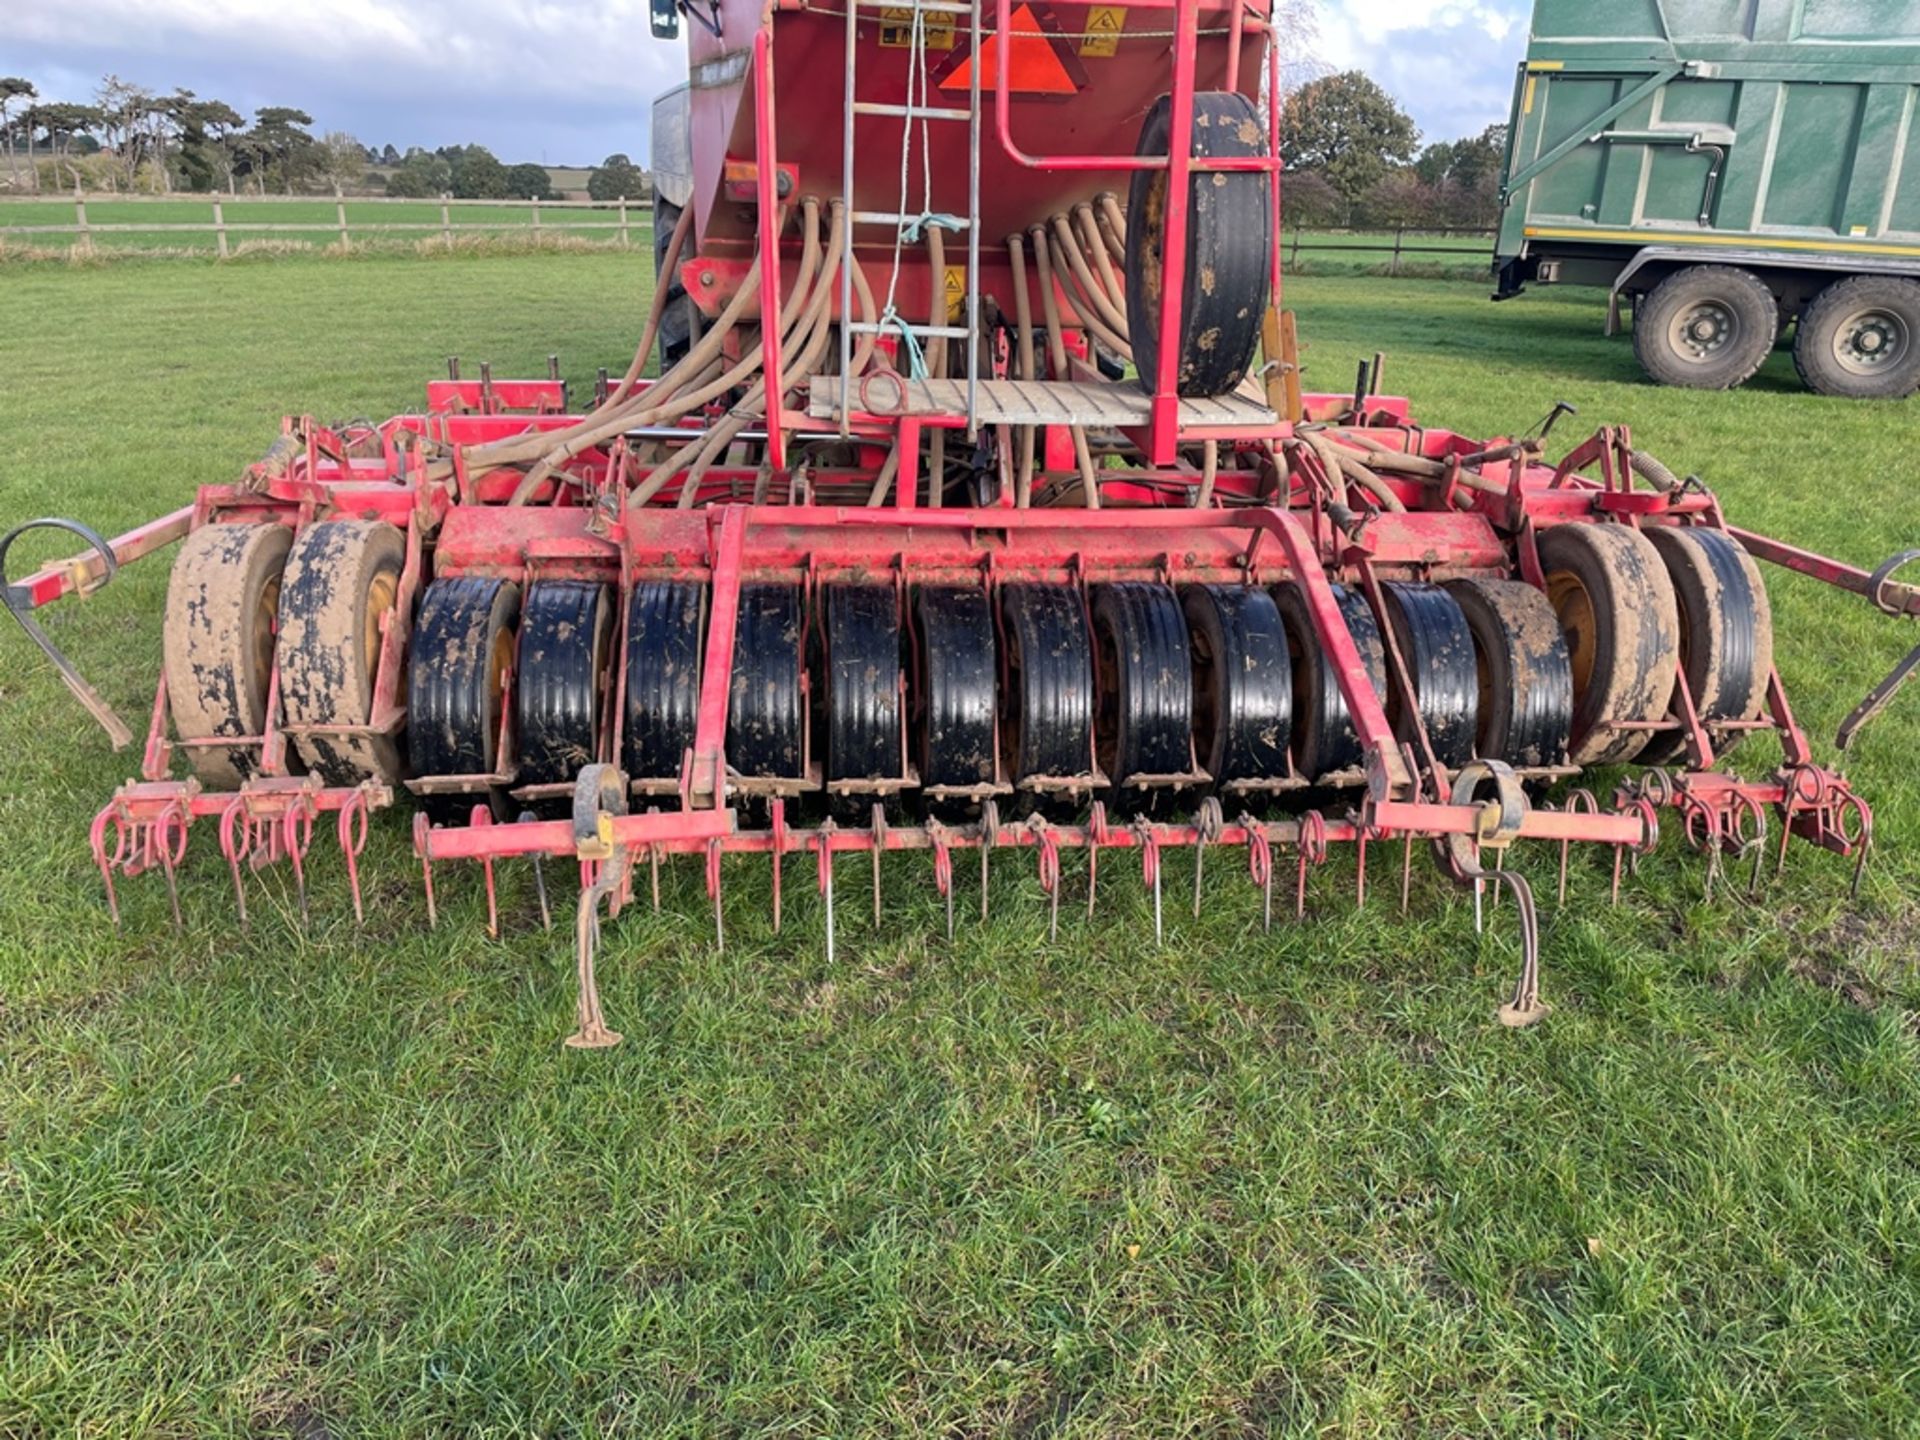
[1182,584,1291,788]
[1378,582,1480,771]
[1272,581,1389,782]
[727,583,806,781]
[1640,526,1773,765]
[1124,91,1272,398]
[823,585,904,819]
[1444,579,1573,770]
[516,580,614,798]
[408,575,521,824]
[623,580,706,785]
[1091,582,1192,809]
[998,584,1095,789]
[916,587,997,797]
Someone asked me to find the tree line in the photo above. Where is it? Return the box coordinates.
[1280,71,1507,231]
[0,75,570,200]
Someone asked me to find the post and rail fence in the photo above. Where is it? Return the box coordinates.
[0,190,658,255]
[1,191,1494,273]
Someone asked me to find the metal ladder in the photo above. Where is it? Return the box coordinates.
[838,0,984,437]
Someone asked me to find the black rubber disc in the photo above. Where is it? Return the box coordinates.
[408,575,521,823]
[516,581,613,793]
[1272,580,1389,782]
[824,584,902,783]
[1092,583,1192,807]
[1183,584,1291,787]
[727,583,805,779]
[999,584,1094,783]
[1640,526,1773,764]
[623,580,705,784]
[1379,582,1479,770]
[1125,91,1272,398]
[917,587,997,791]
[1443,578,1573,770]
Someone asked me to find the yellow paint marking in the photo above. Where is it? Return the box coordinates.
[1523,225,1920,257]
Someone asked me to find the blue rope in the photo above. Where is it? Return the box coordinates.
[877,305,930,379]
[900,211,966,243]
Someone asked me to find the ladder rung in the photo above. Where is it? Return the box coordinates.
[847,322,974,339]
[851,210,974,229]
[852,101,974,122]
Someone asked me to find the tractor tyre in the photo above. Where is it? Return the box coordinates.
[1632,265,1777,390]
[163,522,294,789]
[1537,523,1680,766]
[276,518,407,787]
[1792,275,1920,399]
[654,194,694,373]
[1125,91,1271,398]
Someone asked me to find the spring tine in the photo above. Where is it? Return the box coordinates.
[708,836,725,953]
[1355,831,1368,909]
[1494,870,1547,1028]
[283,808,310,927]
[341,795,367,926]
[771,800,786,932]
[159,831,183,932]
[222,801,250,929]
[871,803,886,926]
[1134,819,1162,947]
[1400,833,1414,913]
[566,854,625,1050]
[818,826,837,967]
[89,805,122,929]
[1193,797,1221,919]
[979,799,999,924]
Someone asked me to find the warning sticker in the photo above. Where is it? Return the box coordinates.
[1080,5,1125,56]
[880,7,955,48]
[943,265,966,322]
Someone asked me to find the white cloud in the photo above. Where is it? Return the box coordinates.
[1315,0,1531,142]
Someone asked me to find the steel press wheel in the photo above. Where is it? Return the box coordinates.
[916,587,996,794]
[408,576,520,824]
[1639,527,1773,765]
[1124,91,1271,398]
[999,584,1094,786]
[1091,583,1191,809]
[1182,584,1291,788]
[727,583,805,780]
[1272,581,1388,782]
[1443,578,1573,770]
[823,584,902,788]
[1378,582,1479,771]
[516,581,614,796]
[277,518,407,787]
[1537,523,1680,767]
[163,522,294,788]
[623,580,705,785]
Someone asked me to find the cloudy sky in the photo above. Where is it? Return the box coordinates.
[9,0,1530,166]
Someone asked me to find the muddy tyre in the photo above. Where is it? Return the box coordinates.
[1639,527,1773,765]
[1272,581,1388,782]
[1443,578,1572,770]
[1792,275,1920,399]
[277,519,407,786]
[1633,265,1777,390]
[409,576,521,824]
[163,522,294,788]
[1537,524,1680,766]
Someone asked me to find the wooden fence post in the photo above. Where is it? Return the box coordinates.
[74,192,92,255]
[1390,226,1403,276]
[213,199,229,258]
[441,195,453,250]
[531,196,541,235]
[337,198,350,249]
[618,196,629,248]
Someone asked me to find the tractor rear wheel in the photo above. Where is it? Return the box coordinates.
[163,522,294,788]
[1537,523,1680,766]
[276,518,407,787]
[1633,265,1777,390]
[1125,91,1271,398]
[654,195,694,372]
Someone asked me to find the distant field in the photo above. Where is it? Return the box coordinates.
[0,196,647,253]
[0,254,1916,1435]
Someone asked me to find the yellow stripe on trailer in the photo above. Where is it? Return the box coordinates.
[1523,226,1920,259]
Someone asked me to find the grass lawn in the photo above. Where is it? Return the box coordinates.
[2,253,1918,1437]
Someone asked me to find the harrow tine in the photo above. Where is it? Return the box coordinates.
[1193,798,1222,919]
[89,802,125,929]
[565,765,626,1050]
[929,821,954,942]
[1030,816,1061,942]
[157,803,186,932]
[1134,817,1162,947]
[468,806,498,939]
[817,821,837,967]
[515,814,553,933]
[771,801,786,933]
[284,802,315,927]
[413,813,438,930]
[708,836,725,953]
[979,800,999,924]
[1238,814,1273,934]
[341,793,372,926]
[1400,833,1414,914]
[1088,803,1106,921]
[871,803,886,926]
[221,797,252,931]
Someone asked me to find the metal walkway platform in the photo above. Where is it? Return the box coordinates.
[808,378,1276,429]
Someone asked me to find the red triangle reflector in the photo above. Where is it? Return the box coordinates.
[935,3,1087,97]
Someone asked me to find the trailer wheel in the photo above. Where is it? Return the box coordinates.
[1182,584,1290,788]
[1443,579,1572,770]
[1092,583,1192,808]
[409,576,520,824]
[1633,265,1777,390]
[1125,91,1271,398]
[1639,527,1773,765]
[163,522,294,788]
[623,580,705,785]
[277,518,407,787]
[1792,275,1920,399]
[1537,524,1679,766]
[1273,582,1388,783]
[654,195,693,372]
[516,581,614,797]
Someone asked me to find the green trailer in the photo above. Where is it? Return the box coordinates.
[1494,0,1920,397]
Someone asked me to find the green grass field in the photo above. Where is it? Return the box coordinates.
[2,253,1918,1437]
